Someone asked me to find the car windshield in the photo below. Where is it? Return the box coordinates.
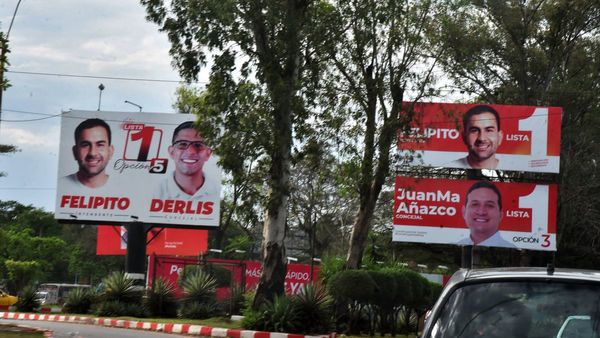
[430,281,600,338]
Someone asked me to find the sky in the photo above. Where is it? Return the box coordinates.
[0,0,208,212]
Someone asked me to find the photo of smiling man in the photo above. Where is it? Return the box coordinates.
[59,118,114,190]
[451,105,503,169]
[154,121,220,201]
[457,180,516,248]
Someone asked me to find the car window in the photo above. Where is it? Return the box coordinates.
[429,281,600,338]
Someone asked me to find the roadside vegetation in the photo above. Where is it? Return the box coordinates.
[7,260,439,337]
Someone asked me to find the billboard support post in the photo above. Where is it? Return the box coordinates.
[125,222,151,286]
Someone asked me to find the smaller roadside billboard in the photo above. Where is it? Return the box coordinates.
[398,102,562,173]
[55,110,221,227]
[392,177,557,251]
[96,225,207,256]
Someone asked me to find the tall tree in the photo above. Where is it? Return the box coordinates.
[0,30,17,168]
[314,0,441,268]
[141,0,319,305]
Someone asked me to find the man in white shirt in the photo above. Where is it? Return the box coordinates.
[155,121,219,201]
[457,180,516,248]
[451,105,503,169]
[60,118,114,191]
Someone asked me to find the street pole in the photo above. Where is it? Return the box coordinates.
[97,84,105,111]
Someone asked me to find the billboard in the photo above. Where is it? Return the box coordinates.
[398,102,562,173]
[55,110,221,227]
[148,256,320,297]
[392,177,557,251]
[96,225,208,256]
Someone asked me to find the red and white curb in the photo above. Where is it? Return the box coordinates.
[0,312,334,338]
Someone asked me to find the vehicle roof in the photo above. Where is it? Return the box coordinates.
[448,267,600,286]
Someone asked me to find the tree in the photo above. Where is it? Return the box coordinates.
[142,0,321,305]
[0,30,17,170]
[431,0,600,264]
[313,0,442,268]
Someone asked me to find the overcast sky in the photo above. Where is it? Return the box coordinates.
[0,0,207,212]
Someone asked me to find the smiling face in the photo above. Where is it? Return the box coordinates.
[462,187,503,243]
[463,112,503,165]
[168,128,212,177]
[72,126,114,178]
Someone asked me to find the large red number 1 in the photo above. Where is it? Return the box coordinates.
[130,126,154,161]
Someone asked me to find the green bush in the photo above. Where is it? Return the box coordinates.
[179,301,218,319]
[144,278,178,318]
[63,288,95,314]
[94,300,149,317]
[179,270,218,319]
[293,283,333,334]
[207,264,232,287]
[327,270,376,304]
[100,271,143,303]
[219,283,246,316]
[94,271,146,317]
[242,295,300,333]
[318,256,345,286]
[328,270,376,334]
[15,285,40,312]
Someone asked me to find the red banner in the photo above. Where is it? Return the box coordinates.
[392,177,557,251]
[398,102,562,173]
[147,256,319,298]
[96,225,207,256]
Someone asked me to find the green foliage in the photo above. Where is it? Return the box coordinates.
[293,283,333,334]
[243,295,300,333]
[63,288,95,314]
[94,272,146,317]
[318,256,345,286]
[179,301,219,320]
[220,283,246,316]
[144,278,178,318]
[207,265,232,287]
[4,259,42,291]
[180,270,218,319]
[15,285,40,312]
[94,300,149,318]
[327,270,376,304]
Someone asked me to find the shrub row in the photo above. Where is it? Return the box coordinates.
[327,268,443,335]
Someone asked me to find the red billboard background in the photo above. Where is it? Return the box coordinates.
[398,102,562,172]
[96,225,207,256]
[147,256,319,298]
[392,177,557,251]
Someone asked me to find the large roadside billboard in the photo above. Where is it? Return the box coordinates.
[55,110,221,227]
[96,225,208,256]
[398,102,562,173]
[392,177,557,251]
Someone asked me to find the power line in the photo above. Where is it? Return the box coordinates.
[6,70,205,84]
[0,107,565,126]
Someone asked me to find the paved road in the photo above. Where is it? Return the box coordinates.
[0,319,189,338]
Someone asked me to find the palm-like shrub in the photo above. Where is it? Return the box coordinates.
[94,271,146,317]
[293,284,333,334]
[179,270,218,319]
[101,271,143,303]
[144,278,178,318]
[243,295,300,333]
[63,288,95,314]
[15,285,40,312]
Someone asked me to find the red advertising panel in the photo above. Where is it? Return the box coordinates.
[392,177,557,251]
[55,110,222,227]
[398,102,562,173]
[147,256,319,298]
[96,225,207,256]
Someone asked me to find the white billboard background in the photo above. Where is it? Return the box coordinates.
[55,110,221,227]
